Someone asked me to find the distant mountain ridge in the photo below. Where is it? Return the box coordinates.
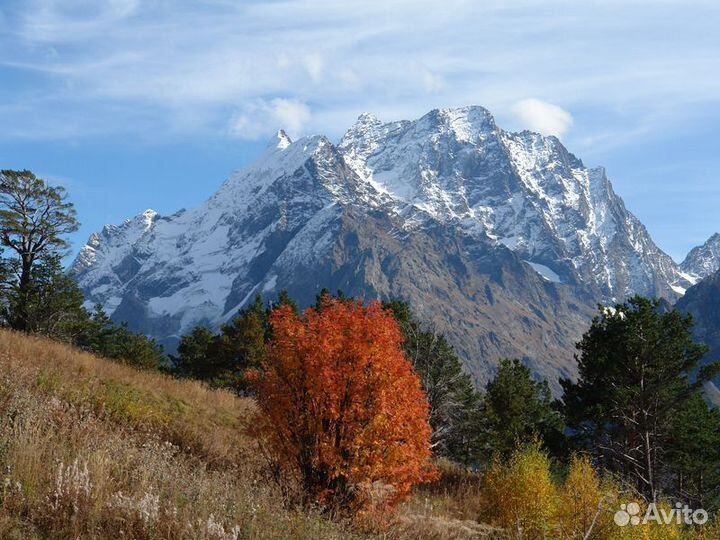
[681,233,720,280]
[70,106,696,388]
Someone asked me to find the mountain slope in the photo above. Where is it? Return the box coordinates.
[676,270,720,367]
[70,106,687,387]
[675,269,720,406]
[681,232,720,280]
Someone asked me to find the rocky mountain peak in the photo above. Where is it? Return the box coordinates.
[265,129,292,152]
[434,105,497,141]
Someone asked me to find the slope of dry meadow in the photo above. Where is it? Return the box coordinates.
[0,330,498,540]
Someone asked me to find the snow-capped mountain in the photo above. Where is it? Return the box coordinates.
[70,106,691,387]
[338,107,689,299]
[681,233,720,280]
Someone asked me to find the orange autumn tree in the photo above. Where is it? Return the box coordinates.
[250,298,436,513]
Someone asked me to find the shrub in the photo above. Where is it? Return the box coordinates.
[250,299,437,514]
[557,454,618,539]
[481,441,557,539]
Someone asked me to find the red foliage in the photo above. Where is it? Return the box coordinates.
[250,299,437,512]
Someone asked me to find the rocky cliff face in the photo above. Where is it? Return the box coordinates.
[70,106,689,388]
[339,108,689,300]
[681,233,720,280]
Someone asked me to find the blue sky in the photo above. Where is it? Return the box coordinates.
[0,0,718,262]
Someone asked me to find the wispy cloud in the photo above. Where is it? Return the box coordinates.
[0,0,718,148]
[15,0,142,43]
[512,99,573,138]
[228,98,311,140]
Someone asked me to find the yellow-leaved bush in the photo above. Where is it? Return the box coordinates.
[480,444,716,540]
[481,441,556,538]
[556,453,631,539]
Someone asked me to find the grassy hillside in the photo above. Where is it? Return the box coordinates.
[0,330,497,540]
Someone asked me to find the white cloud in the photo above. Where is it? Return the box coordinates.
[303,54,324,83]
[422,69,445,93]
[512,98,574,138]
[228,98,311,140]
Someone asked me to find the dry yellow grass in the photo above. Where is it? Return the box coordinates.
[0,329,502,540]
[0,329,253,467]
[0,330,358,539]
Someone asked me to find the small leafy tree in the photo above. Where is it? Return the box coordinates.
[557,454,617,540]
[250,298,437,513]
[481,441,557,538]
[481,358,565,460]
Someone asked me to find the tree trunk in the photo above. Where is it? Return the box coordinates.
[14,254,35,332]
[644,429,656,502]
[19,254,32,289]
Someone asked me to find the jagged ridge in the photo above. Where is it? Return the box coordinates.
[681,232,720,280]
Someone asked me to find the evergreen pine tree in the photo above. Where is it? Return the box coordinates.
[276,289,297,313]
[216,306,266,392]
[174,294,269,393]
[666,392,720,509]
[107,323,166,370]
[174,326,218,379]
[560,296,718,502]
[76,304,166,370]
[481,358,565,460]
[2,253,87,342]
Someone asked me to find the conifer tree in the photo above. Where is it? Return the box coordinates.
[174,293,268,392]
[174,326,218,378]
[561,296,719,502]
[2,253,87,341]
[75,304,166,370]
[481,358,565,460]
[275,288,297,313]
[666,392,720,509]
[215,304,266,392]
[0,170,79,331]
